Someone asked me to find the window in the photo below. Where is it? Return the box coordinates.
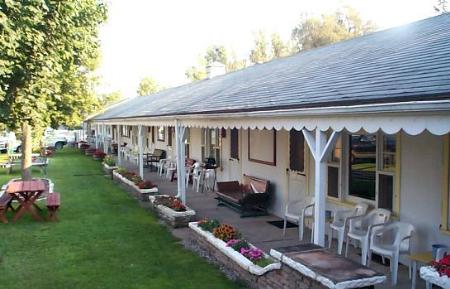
[201,128,221,166]
[185,128,190,158]
[289,129,304,172]
[168,127,173,147]
[327,135,342,198]
[349,134,377,200]
[157,126,165,141]
[151,126,155,143]
[377,134,397,210]
[230,128,239,160]
[122,125,131,137]
[347,133,397,208]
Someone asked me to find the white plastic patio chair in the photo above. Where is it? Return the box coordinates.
[157,158,168,176]
[328,202,369,254]
[203,169,215,191]
[367,221,414,286]
[283,196,315,241]
[165,160,177,180]
[191,163,204,193]
[345,208,391,265]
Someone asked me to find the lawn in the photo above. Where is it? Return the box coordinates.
[0,149,241,289]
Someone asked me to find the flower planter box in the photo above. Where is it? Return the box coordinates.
[102,163,118,177]
[189,222,281,276]
[112,171,158,201]
[149,195,196,228]
[85,149,95,156]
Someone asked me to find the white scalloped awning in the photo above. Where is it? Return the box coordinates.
[93,101,450,136]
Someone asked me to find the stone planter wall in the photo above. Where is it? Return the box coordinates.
[186,222,329,289]
[102,163,118,178]
[112,171,159,201]
[149,195,196,228]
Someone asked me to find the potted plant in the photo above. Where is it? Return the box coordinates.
[102,155,118,177]
[189,220,281,275]
[93,149,106,160]
[149,195,195,228]
[112,168,159,200]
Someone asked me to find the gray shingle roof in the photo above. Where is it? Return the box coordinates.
[95,14,450,120]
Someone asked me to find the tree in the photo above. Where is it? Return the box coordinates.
[434,0,448,13]
[271,33,291,59]
[0,0,107,179]
[249,31,270,64]
[137,77,162,96]
[99,91,123,107]
[205,45,228,65]
[291,7,376,51]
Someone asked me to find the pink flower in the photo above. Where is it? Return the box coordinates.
[226,239,240,247]
[240,247,264,261]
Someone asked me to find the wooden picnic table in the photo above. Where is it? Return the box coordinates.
[270,244,386,289]
[6,180,47,222]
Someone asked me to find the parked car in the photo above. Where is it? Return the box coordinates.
[0,131,21,153]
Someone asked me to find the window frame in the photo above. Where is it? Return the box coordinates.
[289,129,305,173]
[327,134,342,199]
[201,128,221,166]
[157,126,165,142]
[230,128,240,160]
[343,132,400,214]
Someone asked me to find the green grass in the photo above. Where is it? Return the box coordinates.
[0,149,241,289]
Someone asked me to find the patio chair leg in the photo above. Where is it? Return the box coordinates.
[367,250,372,267]
[328,228,332,248]
[345,236,350,257]
[391,254,399,286]
[282,217,287,237]
[337,229,345,255]
[299,216,304,241]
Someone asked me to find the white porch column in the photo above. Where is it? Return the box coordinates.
[117,125,122,166]
[175,120,187,204]
[138,125,144,179]
[95,124,99,149]
[103,124,108,153]
[302,129,340,246]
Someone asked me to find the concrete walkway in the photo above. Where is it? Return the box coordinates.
[120,160,422,289]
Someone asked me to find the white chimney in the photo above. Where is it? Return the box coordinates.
[206,61,226,79]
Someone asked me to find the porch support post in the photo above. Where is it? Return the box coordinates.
[95,124,99,149]
[103,124,108,153]
[302,129,340,246]
[175,120,187,204]
[138,125,144,179]
[117,125,122,166]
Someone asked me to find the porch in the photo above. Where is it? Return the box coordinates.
[120,159,419,289]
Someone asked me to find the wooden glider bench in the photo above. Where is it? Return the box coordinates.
[46,192,60,221]
[216,175,271,217]
[0,193,13,224]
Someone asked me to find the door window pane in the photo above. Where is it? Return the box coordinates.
[230,128,239,159]
[328,166,339,198]
[289,129,305,172]
[349,134,376,200]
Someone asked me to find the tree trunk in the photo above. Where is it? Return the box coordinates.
[21,122,32,180]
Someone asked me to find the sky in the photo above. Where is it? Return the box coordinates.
[96,0,438,98]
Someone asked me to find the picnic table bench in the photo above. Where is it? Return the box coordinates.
[46,192,60,221]
[0,193,13,224]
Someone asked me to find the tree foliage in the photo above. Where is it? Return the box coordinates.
[249,31,270,64]
[137,77,162,96]
[291,7,376,51]
[0,0,107,130]
[0,0,107,178]
[434,0,448,13]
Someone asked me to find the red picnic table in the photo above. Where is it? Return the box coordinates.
[6,180,47,222]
